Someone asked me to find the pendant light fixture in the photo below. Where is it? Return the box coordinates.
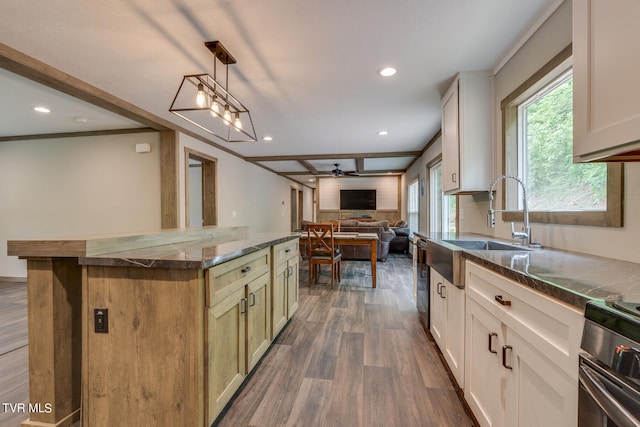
[169,41,257,142]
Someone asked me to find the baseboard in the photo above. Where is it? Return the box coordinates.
[0,276,26,283]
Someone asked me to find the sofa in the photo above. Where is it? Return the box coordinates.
[389,220,410,253]
[300,220,395,262]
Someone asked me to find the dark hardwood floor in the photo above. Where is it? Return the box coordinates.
[217,254,474,427]
[0,254,474,427]
[0,279,29,427]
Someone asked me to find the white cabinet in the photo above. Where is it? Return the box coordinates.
[573,0,640,161]
[441,71,493,193]
[430,269,465,388]
[503,328,577,427]
[464,261,583,427]
[465,298,503,427]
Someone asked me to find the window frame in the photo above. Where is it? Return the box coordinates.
[407,178,420,239]
[500,44,623,227]
[427,155,458,234]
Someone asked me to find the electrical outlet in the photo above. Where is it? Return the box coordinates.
[94,308,108,333]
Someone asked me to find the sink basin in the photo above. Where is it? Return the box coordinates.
[426,238,532,288]
[443,239,531,251]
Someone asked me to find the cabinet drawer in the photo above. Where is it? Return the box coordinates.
[465,261,583,377]
[272,239,299,265]
[206,249,270,307]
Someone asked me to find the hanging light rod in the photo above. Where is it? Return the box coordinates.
[204,41,236,64]
[169,41,257,143]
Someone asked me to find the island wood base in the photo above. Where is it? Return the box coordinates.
[8,227,298,427]
[82,266,205,426]
[22,258,82,427]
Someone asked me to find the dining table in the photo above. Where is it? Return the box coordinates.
[298,231,379,288]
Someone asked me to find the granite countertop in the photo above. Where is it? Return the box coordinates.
[78,232,297,269]
[415,232,640,310]
[8,226,297,270]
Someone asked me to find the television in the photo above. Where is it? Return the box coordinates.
[340,189,376,210]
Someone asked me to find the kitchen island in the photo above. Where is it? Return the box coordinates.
[7,226,299,427]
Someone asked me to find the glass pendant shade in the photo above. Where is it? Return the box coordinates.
[234,112,243,131]
[195,84,206,108]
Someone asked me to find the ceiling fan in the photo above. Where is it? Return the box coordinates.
[331,163,359,177]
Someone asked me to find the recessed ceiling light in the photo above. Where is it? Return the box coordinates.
[262,136,273,141]
[377,130,389,136]
[378,67,396,77]
[33,106,51,113]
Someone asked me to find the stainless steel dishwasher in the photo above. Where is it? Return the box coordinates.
[415,237,429,330]
[579,300,640,426]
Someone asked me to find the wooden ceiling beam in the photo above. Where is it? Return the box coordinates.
[246,151,421,162]
[299,160,319,174]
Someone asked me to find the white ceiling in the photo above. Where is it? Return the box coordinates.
[0,0,561,186]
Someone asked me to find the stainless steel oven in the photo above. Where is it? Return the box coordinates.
[579,301,640,426]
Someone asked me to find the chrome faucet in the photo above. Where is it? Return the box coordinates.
[487,175,531,246]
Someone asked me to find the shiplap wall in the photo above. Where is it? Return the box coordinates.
[318,176,399,210]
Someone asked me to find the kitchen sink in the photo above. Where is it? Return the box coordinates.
[426,238,532,288]
[443,239,531,251]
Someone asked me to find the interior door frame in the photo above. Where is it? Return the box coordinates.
[184,147,217,227]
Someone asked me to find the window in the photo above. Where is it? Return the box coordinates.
[429,160,457,234]
[407,179,419,238]
[518,70,606,211]
[501,45,623,227]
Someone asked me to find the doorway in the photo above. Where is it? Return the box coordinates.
[185,148,217,227]
[290,188,298,231]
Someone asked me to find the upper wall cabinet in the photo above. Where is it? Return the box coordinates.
[573,0,640,161]
[441,71,494,194]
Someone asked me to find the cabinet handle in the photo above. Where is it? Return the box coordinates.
[285,248,291,253]
[440,285,446,299]
[437,282,443,295]
[287,266,293,277]
[249,293,256,307]
[502,345,513,370]
[452,173,457,183]
[241,266,252,274]
[488,332,498,354]
[495,295,512,306]
[241,298,248,314]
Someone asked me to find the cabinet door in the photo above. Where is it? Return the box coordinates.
[246,273,271,371]
[286,256,299,317]
[442,80,460,193]
[271,261,288,339]
[503,329,577,427]
[443,282,465,388]
[465,298,504,427]
[430,270,446,348]
[573,0,640,161]
[207,286,246,425]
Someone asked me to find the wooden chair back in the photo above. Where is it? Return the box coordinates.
[306,223,336,257]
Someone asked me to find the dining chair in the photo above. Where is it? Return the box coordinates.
[306,223,342,288]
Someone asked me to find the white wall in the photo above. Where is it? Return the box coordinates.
[461,0,640,264]
[178,134,308,232]
[317,176,399,210]
[0,132,162,277]
[1,130,313,278]
[405,136,443,237]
